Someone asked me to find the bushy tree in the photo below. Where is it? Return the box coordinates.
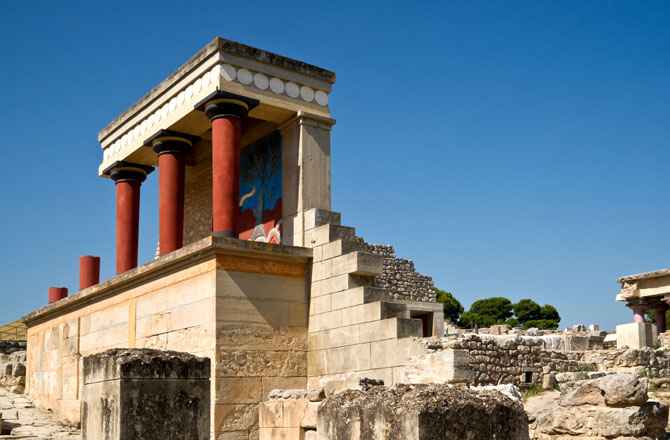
[435,288,464,323]
[513,299,541,324]
[459,311,496,328]
[468,297,513,323]
[505,317,520,328]
[524,319,559,330]
[539,304,560,322]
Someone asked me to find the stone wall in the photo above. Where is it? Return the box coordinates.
[0,341,26,355]
[367,244,436,302]
[0,350,26,393]
[183,141,213,247]
[417,334,670,387]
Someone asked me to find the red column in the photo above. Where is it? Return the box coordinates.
[212,117,242,237]
[79,255,100,290]
[116,180,141,273]
[108,163,153,274]
[48,287,68,304]
[628,304,646,323]
[653,305,668,334]
[147,130,198,255]
[158,152,185,253]
[194,91,258,238]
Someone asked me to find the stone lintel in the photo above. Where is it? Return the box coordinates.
[22,236,312,326]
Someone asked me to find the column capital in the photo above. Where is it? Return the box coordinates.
[104,161,154,183]
[194,90,259,121]
[144,129,200,156]
[627,302,647,311]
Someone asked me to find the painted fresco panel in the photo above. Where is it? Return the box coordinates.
[238,131,282,243]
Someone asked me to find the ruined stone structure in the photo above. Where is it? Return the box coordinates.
[20,38,440,439]
[617,269,670,346]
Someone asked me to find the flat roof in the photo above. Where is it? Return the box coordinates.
[98,37,335,142]
[616,268,670,283]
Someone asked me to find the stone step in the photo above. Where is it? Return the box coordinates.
[321,239,367,260]
[331,251,382,277]
[305,224,355,247]
[341,301,408,327]
[304,208,342,229]
[329,287,390,310]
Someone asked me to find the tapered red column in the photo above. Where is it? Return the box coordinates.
[195,91,259,238]
[653,304,668,334]
[212,116,242,237]
[79,255,100,290]
[628,304,647,324]
[106,162,154,274]
[48,287,68,304]
[146,130,200,255]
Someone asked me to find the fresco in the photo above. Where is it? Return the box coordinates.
[238,130,282,243]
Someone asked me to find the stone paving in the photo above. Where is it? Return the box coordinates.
[0,388,79,439]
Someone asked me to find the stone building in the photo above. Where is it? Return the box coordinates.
[616,268,670,348]
[21,38,441,439]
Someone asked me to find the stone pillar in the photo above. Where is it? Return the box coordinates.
[79,255,100,290]
[81,348,210,440]
[195,91,258,238]
[107,162,154,274]
[653,304,668,334]
[279,112,335,246]
[628,304,646,324]
[48,287,67,304]
[145,130,200,255]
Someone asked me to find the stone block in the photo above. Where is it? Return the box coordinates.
[330,286,387,310]
[338,343,371,372]
[359,318,422,343]
[321,239,366,260]
[81,348,210,440]
[323,274,370,295]
[309,294,332,316]
[216,377,263,404]
[329,325,360,348]
[304,224,354,247]
[341,301,407,327]
[317,384,529,440]
[261,377,307,402]
[370,338,426,369]
[258,427,304,440]
[404,349,475,384]
[308,309,342,332]
[616,322,658,349]
[330,252,383,277]
[259,400,283,428]
[563,334,589,351]
[303,208,341,230]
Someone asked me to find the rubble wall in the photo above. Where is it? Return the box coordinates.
[367,244,436,302]
[423,334,670,387]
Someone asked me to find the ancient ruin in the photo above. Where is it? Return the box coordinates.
[0,37,667,439]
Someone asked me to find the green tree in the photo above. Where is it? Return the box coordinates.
[524,319,559,330]
[539,305,560,322]
[435,288,464,323]
[459,312,496,328]
[513,299,541,324]
[468,297,513,324]
[505,317,520,328]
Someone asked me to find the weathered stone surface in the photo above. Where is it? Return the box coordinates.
[592,403,667,438]
[82,349,210,440]
[404,349,474,384]
[559,374,647,407]
[0,350,26,394]
[217,350,307,377]
[318,384,529,440]
[367,244,436,302]
[0,386,79,438]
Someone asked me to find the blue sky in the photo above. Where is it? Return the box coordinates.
[1,1,668,330]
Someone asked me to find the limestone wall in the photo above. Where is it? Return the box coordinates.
[367,244,436,302]
[24,239,311,440]
[183,141,213,246]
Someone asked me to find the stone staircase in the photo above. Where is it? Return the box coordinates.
[303,209,428,389]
